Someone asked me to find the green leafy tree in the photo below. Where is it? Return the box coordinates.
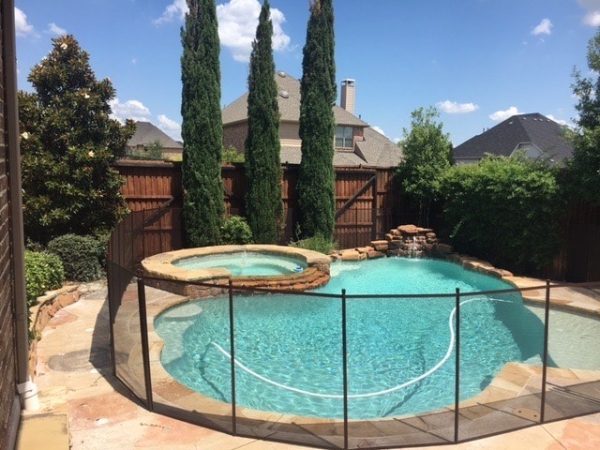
[245,0,283,243]
[181,0,225,247]
[222,146,245,163]
[440,156,563,273]
[19,35,134,243]
[569,30,600,205]
[296,0,336,240]
[128,140,164,160]
[397,107,452,224]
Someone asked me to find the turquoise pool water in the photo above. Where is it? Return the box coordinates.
[156,258,546,419]
[173,252,306,277]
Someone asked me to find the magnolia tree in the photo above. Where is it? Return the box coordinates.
[19,35,134,243]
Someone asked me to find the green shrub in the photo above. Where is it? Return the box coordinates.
[439,156,564,273]
[222,146,245,164]
[221,216,253,245]
[93,230,111,269]
[24,251,65,307]
[47,234,104,282]
[290,235,337,254]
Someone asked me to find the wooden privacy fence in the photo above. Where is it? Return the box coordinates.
[115,160,401,251]
[550,201,600,282]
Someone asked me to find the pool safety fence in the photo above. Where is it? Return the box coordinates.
[107,211,600,449]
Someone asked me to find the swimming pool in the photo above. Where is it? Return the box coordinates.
[173,251,307,277]
[155,258,547,419]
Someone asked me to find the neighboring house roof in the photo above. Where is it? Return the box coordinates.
[128,121,183,149]
[453,113,573,163]
[357,128,403,167]
[222,72,368,127]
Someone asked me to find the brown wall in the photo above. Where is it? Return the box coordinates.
[279,121,300,142]
[0,3,19,446]
[223,121,248,152]
[115,161,400,249]
[550,202,600,282]
[224,121,302,153]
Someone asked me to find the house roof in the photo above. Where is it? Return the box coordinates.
[222,71,369,127]
[279,129,403,168]
[453,113,573,163]
[280,146,370,166]
[128,121,183,149]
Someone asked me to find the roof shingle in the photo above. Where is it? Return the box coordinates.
[128,121,182,149]
[222,72,369,127]
[453,113,573,163]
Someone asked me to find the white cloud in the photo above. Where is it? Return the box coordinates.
[218,0,290,62]
[109,98,152,123]
[579,1,600,26]
[437,100,479,114]
[155,0,291,63]
[158,114,182,141]
[154,0,187,25]
[371,126,386,136]
[531,18,553,36]
[489,106,521,122]
[584,11,600,26]
[546,114,569,127]
[47,22,66,36]
[15,7,34,37]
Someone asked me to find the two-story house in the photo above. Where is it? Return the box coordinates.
[222,72,403,168]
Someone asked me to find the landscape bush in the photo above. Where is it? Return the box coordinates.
[439,156,564,273]
[24,251,65,307]
[290,235,337,255]
[221,216,253,245]
[47,234,104,282]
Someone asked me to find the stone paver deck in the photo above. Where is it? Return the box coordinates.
[23,283,600,449]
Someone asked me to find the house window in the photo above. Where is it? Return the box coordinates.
[335,126,354,148]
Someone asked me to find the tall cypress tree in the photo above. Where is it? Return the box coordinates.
[245,1,283,243]
[181,0,224,247]
[297,0,336,240]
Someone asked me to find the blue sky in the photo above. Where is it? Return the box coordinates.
[13,0,600,145]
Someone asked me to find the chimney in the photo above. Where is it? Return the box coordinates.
[341,79,356,115]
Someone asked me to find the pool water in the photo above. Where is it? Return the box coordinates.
[173,252,306,277]
[156,258,547,419]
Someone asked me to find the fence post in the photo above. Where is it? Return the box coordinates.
[342,289,349,449]
[228,279,237,434]
[136,271,154,410]
[454,288,460,443]
[355,209,359,248]
[371,178,377,241]
[540,280,551,423]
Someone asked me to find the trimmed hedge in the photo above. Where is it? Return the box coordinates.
[24,251,65,307]
[47,234,104,282]
[439,156,564,273]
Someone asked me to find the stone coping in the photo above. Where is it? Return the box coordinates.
[142,244,331,283]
